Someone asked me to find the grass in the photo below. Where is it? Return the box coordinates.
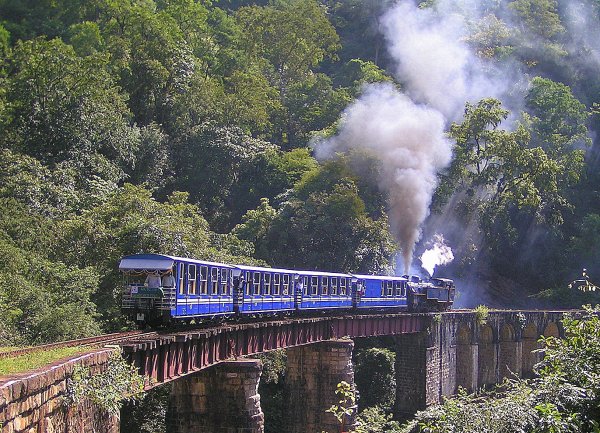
[0,346,94,376]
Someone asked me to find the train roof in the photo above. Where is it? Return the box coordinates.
[119,254,234,271]
[233,263,353,278]
[234,264,300,274]
[352,274,408,282]
[295,270,353,277]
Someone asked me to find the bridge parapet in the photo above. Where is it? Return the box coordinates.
[0,349,119,433]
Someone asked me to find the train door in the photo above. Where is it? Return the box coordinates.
[263,272,273,311]
[272,273,281,310]
[198,265,209,314]
[174,262,184,316]
[186,264,199,315]
[208,267,219,314]
[219,268,232,313]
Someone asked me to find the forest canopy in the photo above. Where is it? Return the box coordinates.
[0,0,599,345]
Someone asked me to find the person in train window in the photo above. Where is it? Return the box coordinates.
[296,279,304,295]
[145,271,162,288]
[161,270,175,288]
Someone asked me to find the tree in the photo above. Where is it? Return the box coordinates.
[354,348,396,410]
[236,0,339,92]
[53,184,258,329]
[509,0,565,40]
[2,37,139,189]
[171,123,276,230]
[526,77,590,157]
[235,160,395,273]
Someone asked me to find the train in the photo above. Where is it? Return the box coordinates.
[119,253,456,326]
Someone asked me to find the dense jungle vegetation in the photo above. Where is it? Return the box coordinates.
[1,0,599,345]
[1,0,600,432]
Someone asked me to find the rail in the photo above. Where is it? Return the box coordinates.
[0,330,157,360]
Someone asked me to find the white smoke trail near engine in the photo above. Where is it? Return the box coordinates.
[315,84,452,273]
[420,233,455,276]
[315,0,524,273]
[380,1,515,121]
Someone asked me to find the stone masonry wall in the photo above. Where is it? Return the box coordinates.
[167,359,264,433]
[285,339,355,433]
[0,349,119,433]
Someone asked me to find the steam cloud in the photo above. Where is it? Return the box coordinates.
[420,234,455,276]
[314,0,540,273]
[380,1,516,120]
[315,84,452,272]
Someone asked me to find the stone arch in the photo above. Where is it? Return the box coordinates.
[521,323,539,378]
[456,323,477,392]
[498,323,521,379]
[477,324,497,387]
[543,322,560,338]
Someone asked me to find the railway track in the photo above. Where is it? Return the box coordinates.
[0,330,158,360]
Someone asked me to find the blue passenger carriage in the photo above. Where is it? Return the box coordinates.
[233,265,297,314]
[296,270,354,311]
[353,274,408,310]
[120,254,234,324]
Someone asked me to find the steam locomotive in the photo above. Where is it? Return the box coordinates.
[120,254,455,326]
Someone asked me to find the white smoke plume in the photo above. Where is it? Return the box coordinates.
[380,1,517,120]
[315,83,452,272]
[420,233,455,276]
[314,0,529,273]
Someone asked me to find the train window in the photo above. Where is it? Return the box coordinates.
[303,276,309,295]
[200,266,208,294]
[381,282,386,297]
[282,274,290,295]
[331,277,338,295]
[387,281,393,296]
[321,276,328,295]
[220,268,229,295]
[253,272,261,295]
[264,273,271,295]
[340,278,347,295]
[178,263,185,295]
[245,271,252,295]
[394,281,402,296]
[402,282,407,297]
[210,268,219,294]
[188,264,197,295]
[311,276,318,295]
[273,274,281,295]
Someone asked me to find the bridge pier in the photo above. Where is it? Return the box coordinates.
[284,339,356,433]
[393,319,457,420]
[166,359,264,433]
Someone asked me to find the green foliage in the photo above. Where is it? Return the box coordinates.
[0,346,91,375]
[253,349,287,384]
[355,406,402,433]
[326,381,357,431]
[474,305,490,325]
[65,351,146,415]
[235,161,396,273]
[2,37,138,183]
[354,348,396,410]
[120,383,171,433]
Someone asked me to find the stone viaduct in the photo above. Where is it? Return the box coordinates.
[0,310,569,433]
